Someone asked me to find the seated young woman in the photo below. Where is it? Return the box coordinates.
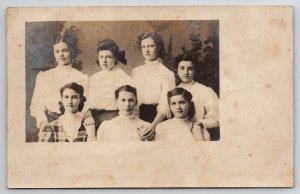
[38,82,95,142]
[97,85,150,142]
[155,87,210,142]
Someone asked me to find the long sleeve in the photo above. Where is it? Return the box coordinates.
[202,87,219,128]
[157,71,175,118]
[30,72,48,127]
[96,120,109,141]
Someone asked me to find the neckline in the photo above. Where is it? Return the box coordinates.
[102,64,119,72]
[56,64,74,71]
[144,58,162,65]
[118,111,136,120]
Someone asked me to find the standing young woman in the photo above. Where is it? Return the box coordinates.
[88,39,134,131]
[132,32,176,140]
[30,26,88,128]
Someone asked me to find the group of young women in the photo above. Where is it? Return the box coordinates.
[31,27,219,143]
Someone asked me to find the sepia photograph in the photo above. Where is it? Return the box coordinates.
[7,6,293,188]
[26,20,220,143]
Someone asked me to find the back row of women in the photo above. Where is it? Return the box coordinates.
[31,29,219,142]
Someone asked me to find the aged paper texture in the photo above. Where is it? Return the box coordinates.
[7,6,293,188]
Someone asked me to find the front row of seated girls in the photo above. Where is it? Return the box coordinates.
[38,82,95,142]
[38,82,210,142]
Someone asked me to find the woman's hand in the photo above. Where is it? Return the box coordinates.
[195,121,210,141]
[137,123,156,141]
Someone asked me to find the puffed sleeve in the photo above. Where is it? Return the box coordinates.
[97,120,109,141]
[86,75,98,110]
[202,87,219,128]
[156,70,176,118]
[30,72,48,127]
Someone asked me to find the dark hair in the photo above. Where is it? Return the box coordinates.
[59,82,87,114]
[96,39,127,65]
[167,87,195,119]
[54,26,80,61]
[173,53,199,85]
[114,85,138,105]
[136,32,166,59]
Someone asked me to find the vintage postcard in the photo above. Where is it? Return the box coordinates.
[7,6,293,188]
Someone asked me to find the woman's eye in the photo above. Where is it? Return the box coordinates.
[188,67,194,71]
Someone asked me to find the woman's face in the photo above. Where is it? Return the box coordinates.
[141,37,158,62]
[116,91,137,116]
[169,94,189,119]
[177,61,195,84]
[98,50,116,71]
[61,88,80,114]
[53,42,71,66]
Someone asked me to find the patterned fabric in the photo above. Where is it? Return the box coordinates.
[39,120,87,142]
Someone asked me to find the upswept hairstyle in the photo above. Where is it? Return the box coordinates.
[167,87,195,119]
[96,39,127,65]
[136,31,166,59]
[173,53,200,85]
[59,82,86,113]
[54,25,81,61]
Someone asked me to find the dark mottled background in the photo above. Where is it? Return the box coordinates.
[26,20,219,142]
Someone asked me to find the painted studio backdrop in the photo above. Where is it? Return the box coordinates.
[25,20,219,142]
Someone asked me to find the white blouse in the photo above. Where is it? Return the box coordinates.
[30,65,88,127]
[155,118,199,142]
[131,58,175,118]
[88,65,134,111]
[97,113,149,142]
[178,81,219,128]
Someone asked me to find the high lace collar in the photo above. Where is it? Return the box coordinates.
[173,116,189,122]
[144,58,162,65]
[179,80,195,90]
[118,111,136,120]
[56,63,74,71]
[179,80,195,86]
[102,64,119,72]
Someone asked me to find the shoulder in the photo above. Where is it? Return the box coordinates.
[156,119,172,129]
[89,71,102,81]
[194,82,212,92]
[132,65,145,75]
[158,64,174,78]
[71,68,88,78]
